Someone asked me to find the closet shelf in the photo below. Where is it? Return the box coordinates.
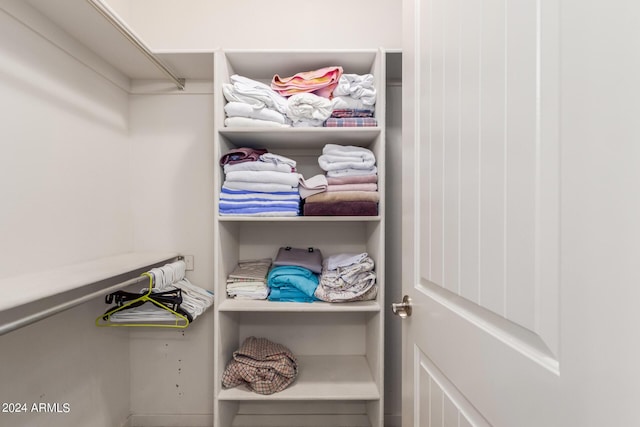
[0,252,180,335]
[20,0,213,87]
[219,128,381,149]
[217,216,381,223]
[230,414,371,427]
[218,300,381,312]
[218,355,380,401]
[0,252,179,312]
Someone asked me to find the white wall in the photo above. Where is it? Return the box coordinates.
[0,3,133,427]
[114,0,402,51]
[127,91,215,425]
[559,0,640,425]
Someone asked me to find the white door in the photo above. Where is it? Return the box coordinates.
[399,0,640,426]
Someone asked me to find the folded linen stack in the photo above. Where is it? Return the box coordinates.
[226,258,272,300]
[270,66,343,127]
[219,149,301,216]
[267,247,323,302]
[328,73,377,127]
[223,75,291,127]
[304,144,379,216]
[314,253,378,302]
[271,66,343,98]
[222,336,298,395]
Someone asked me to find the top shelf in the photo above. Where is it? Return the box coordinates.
[22,0,213,83]
[222,49,378,81]
[0,252,179,312]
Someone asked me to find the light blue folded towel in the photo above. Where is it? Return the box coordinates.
[267,266,319,298]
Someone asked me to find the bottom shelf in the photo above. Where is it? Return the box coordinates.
[231,414,371,427]
[218,355,380,401]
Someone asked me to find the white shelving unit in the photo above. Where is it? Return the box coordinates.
[213,49,386,427]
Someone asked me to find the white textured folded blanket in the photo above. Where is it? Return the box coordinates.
[224,101,287,124]
[319,144,376,171]
[225,170,301,187]
[225,117,290,128]
[223,74,288,113]
[224,161,292,174]
[260,153,297,169]
[223,182,298,193]
[332,74,377,106]
[286,93,333,125]
[326,167,378,178]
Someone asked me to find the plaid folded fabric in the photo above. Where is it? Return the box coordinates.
[331,109,375,118]
[323,118,378,127]
[222,337,298,395]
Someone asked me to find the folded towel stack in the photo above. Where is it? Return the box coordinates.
[222,336,298,395]
[222,70,379,128]
[314,253,378,302]
[219,148,301,216]
[304,144,379,216]
[267,247,323,302]
[267,266,319,303]
[223,75,291,128]
[226,259,272,300]
[328,73,377,127]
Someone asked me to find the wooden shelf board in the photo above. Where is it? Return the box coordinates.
[218,299,381,313]
[0,252,179,312]
[217,216,381,223]
[219,128,381,149]
[231,414,371,427]
[218,355,380,401]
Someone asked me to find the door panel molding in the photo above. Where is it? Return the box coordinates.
[415,0,559,358]
[416,346,492,427]
[416,279,559,374]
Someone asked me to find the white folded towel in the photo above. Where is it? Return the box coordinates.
[224,101,288,124]
[318,157,376,171]
[260,153,297,169]
[223,182,298,193]
[224,161,292,174]
[225,117,291,128]
[322,143,375,158]
[223,75,288,113]
[286,93,333,125]
[225,170,301,187]
[331,96,375,111]
[326,166,378,178]
[318,145,376,172]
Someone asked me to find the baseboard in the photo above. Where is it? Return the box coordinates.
[126,413,213,427]
[121,412,398,427]
[231,414,370,427]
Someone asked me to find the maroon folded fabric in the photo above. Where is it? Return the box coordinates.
[220,147,268,166]
[303,201,378,216]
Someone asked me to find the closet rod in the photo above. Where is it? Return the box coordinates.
[0,274,154,336]
[85,0,186,90]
